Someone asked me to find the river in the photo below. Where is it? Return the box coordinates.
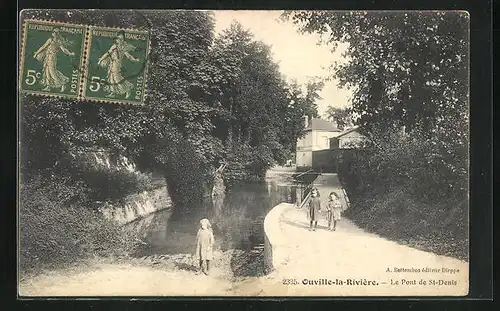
[125,170,299,275]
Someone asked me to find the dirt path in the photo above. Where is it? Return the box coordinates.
[260,204,469,296]
[20,262,232,296]
[19,252,261,296]
[258,174,469,296]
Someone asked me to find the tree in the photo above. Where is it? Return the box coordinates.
[211,21,320,182]
[20,10,225,205]
[20,10,220,166]
[282,11,468,140]
[277,81,322,153]
[303,80,323,119]
[283,12,469,260]
[20,11,316,203]
[324,106,353,130]
[283,11,469,200]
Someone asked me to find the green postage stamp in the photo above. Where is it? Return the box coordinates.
[20,20,86,99]
[19,19,150,105]
[83,27,150,104]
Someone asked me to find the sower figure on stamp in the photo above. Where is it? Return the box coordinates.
[326,191,344,231]
[97,32,140,99]
[33,28,75,92]
[195,218,214,275]
[307,188,321,231]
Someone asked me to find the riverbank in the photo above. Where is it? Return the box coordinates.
[20,168,298,296]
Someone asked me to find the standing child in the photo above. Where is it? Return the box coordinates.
[326,191,344,231]
[195,218,214,275]
[307,188,321,231]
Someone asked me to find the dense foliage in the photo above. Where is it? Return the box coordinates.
[20,10,320,269]
[324,106,353,130]
[210,22,322,185]
[19,173,143,272]
[284,11,469,259]
[21,10,319,202]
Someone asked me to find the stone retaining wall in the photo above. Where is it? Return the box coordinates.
[263,203,293,273]
[98,186,173,225]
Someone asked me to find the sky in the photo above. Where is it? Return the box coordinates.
[212,10,353,118]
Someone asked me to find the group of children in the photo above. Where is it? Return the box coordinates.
[307,188,346,231]
[192,188,346,276]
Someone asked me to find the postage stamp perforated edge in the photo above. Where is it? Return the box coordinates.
[19,19,88,100]
[82,25,151,106]
[79,24,91,100]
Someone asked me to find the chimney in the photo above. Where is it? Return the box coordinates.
[304,115,309,129]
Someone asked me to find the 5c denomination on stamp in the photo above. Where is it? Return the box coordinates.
[20,20,87,99]
[83,26,150,105]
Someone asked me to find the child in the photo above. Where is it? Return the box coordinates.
[307,188,321,231]
[195,218,214,275]
[326,191,344,231]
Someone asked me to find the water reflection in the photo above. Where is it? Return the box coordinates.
[128,179,298,257]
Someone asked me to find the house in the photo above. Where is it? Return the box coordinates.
[296,116,341,168]
[329,125,366,149]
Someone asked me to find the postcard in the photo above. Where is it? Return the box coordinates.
[18,9,469,297]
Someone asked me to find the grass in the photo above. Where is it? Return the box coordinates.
[19,174,144,276]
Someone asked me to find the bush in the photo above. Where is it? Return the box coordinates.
[343,187,468,260]
[338,130,468,260]
[81,168,154,202]
[69,151,155,202]
[340,130,467,205]
[19,174,142,273]
[223,143,274,187]
[149,132,212,206]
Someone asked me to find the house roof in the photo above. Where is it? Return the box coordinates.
[335,125,362,138]
[306,118,340,132]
